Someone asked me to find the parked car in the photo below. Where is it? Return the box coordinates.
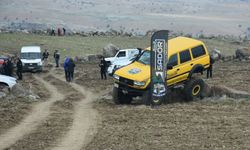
[0,74,17,89]
[105,48,142,75]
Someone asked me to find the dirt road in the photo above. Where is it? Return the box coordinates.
[0,69,98,150]
[50,70,98,150]
[0,75,65,150]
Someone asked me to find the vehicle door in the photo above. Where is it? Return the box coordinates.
[166,53,179,85]
[115,51,127,62]
[174,49,193,83]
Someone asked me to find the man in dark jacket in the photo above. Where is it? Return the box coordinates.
[99,56,107,80]
[4,59,13,76]
[68,58,75,82]
[42,49,49,66]
[54,50,60,67]
[64,57,70,82]
[2,60,7,75]
[16,57,23,80]
[207,55,215,79]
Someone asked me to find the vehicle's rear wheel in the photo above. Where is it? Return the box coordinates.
[142,90,151,106]
[113,87,132,104]
[184,78,204,101]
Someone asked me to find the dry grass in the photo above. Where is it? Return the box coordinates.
[0,33,150,58]
[84,100,250,150]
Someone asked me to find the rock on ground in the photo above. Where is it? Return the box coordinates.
[235,48,250,59]
[102,44,119,57]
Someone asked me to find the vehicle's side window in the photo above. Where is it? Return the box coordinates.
[191,45,206,58]
[168,54,178,67]
[180,49,191,64]
[117,51,126,57]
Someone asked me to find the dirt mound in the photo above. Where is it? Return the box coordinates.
[12,83,40,100]
[209,85,250,99]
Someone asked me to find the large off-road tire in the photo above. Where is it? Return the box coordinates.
[184,78,204,101]
[122,95,132,104]
[113,87,122,104]
[113,87,132,104]
[142,90,151,106]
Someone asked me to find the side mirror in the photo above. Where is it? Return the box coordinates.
[167,64,173,70]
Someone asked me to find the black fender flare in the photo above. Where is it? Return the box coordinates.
[0,82,8,87]
[188,64,204,79]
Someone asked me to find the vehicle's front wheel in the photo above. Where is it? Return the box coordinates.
[113,87,132,104]
[142,90,151,106]
[184,78,204,101]
[0,83,10,92]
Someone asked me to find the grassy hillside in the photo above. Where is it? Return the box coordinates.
[0,33,249,59]
[0,33,150,58]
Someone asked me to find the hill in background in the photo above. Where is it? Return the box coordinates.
[0,0,250,36]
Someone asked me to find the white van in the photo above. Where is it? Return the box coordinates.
[21,46,43,72]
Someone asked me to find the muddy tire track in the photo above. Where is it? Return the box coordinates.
[6,75,83,150]
[49,71,99,150]
[0,75,64,150]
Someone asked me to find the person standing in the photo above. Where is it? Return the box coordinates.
[42,49,49,67]
[99,56,107,80]
[64,57,70,82]
[2,59,8,75]
[4,59,13,76]
[58,28,61,36]
[63,27,66,35]
[68,58,75,82]
[54,50,60,67]
[16,57,23,80]
[51,28,56,36]
[207,55,215,79]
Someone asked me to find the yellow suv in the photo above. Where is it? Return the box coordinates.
[113,36,210,104]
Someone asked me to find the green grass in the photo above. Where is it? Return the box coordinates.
[201,38,248,55]
[0,33,249,59]
[0,33,150,59]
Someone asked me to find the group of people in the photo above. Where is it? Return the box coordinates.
[1,57,23,80]
[50,27,66,36]
[43,49,74,82]
[42,49,75,82]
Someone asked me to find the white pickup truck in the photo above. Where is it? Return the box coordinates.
[105,49,142,75]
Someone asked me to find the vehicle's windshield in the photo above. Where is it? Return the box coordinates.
[137,51,150,65]
[21,53,41,59]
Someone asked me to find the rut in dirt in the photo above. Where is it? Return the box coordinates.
[0,75,65,150]
[49,72,99,150]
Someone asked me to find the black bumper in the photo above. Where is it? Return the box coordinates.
[115,82,146,96]
[23,65,43,72]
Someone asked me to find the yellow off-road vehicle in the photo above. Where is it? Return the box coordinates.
[113,37,210,105]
